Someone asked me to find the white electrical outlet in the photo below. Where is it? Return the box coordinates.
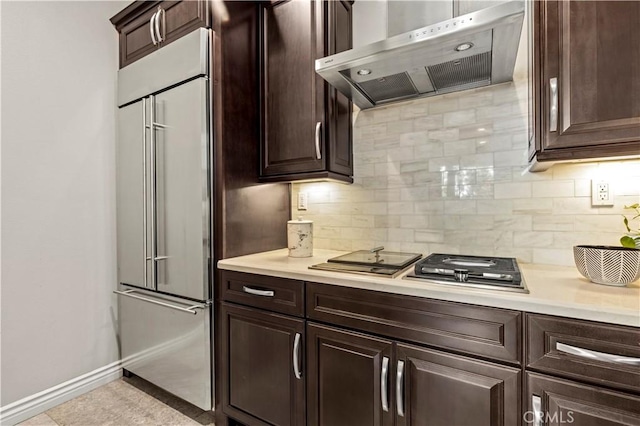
[591,180,614,206]
[297,192,308,210]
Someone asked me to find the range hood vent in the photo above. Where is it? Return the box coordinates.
[316,1,525,109]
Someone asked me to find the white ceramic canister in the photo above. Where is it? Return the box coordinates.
[287,217,313,258]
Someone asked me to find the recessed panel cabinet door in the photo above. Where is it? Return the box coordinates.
[307,323,394,426]
[396,344,521,426]
[535,0,640,161]
[260,0,325,176]
[153,77,209,301]
[221,303,306,426]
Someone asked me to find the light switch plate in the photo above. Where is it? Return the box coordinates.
[297,192,308,210]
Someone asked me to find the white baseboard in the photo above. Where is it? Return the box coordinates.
[0,361,123,426]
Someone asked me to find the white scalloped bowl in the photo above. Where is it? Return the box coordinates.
[573,245,640,286]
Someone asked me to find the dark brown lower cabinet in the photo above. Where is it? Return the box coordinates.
[396,344,521,426]
[306,322,521,426]
[307,323,394,426]
[221,302,305,426]
[526,372,640,426]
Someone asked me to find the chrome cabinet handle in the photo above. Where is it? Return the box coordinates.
[314,121,322,160]
[556,342,640,366]
[549,77,558,132]
[155,7,165,43]
[293,333,302,379]
[532,395,542,426]
[242,286,275,297]
[381,356,389,412]
[150,11,158,45]
[396,360,405,417]
[113,289,207,315]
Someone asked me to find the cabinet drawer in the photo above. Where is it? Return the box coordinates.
[220,271,304,317]
[526,372,640,425]
[526,313,640,393]
[307,282,522,365]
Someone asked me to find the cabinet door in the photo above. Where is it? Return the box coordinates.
[221,303,305,426]
[118,5,160,69]
[307,323,394,426]
[159,0,210,47]
[535,1,640,161]
[527,372,640,426]
[396,344,521,426]
[325,0,353,178]
[260,0,325,177]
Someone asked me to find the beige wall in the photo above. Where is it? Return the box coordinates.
[1,0,127,406]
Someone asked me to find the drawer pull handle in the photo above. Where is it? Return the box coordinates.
[113,289,206,315]
[242,286,274,297]
[396,360,405,417]
[556,342,640,366]
[293,333,302,379]
[532,395,543,426]
[381,356,389,412]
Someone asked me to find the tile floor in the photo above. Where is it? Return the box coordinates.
[17,376,216,426]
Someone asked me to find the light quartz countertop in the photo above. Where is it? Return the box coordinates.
[218,248,640,327]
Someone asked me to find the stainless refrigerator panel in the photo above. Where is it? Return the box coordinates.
[118,286,212,410]
[153,78,210,301]
[116,100,148,289]
[117,28,210,107]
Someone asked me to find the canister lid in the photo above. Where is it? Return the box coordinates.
[288,216,313,224]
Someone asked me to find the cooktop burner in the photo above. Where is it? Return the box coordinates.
[405,253,528,293]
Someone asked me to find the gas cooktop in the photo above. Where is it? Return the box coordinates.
[309,247,422,278]
[405,253,528,293]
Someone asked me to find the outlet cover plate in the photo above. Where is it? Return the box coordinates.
[591,180,614,206]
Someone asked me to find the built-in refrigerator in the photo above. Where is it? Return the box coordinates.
[114,28,213,410]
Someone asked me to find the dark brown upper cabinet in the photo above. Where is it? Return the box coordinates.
[259,0,353,183]
[111,0,211,69]
[529,0,640,168]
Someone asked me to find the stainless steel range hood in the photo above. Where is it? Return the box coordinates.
[315,1,524,109]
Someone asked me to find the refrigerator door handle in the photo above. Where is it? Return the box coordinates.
[114,289,207,315]
[150,95,157,291]
[142,99,149,288]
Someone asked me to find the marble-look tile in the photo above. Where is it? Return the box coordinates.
[18,413,59,426]
[495,182,532,199]
[532,180,574,198]
[292,82,640,267]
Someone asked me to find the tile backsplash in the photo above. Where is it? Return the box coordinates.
[292,77,640,266]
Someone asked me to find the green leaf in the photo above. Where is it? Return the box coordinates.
[623,217,631,232]
[624,203,640,209]
[620,236,637,248]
